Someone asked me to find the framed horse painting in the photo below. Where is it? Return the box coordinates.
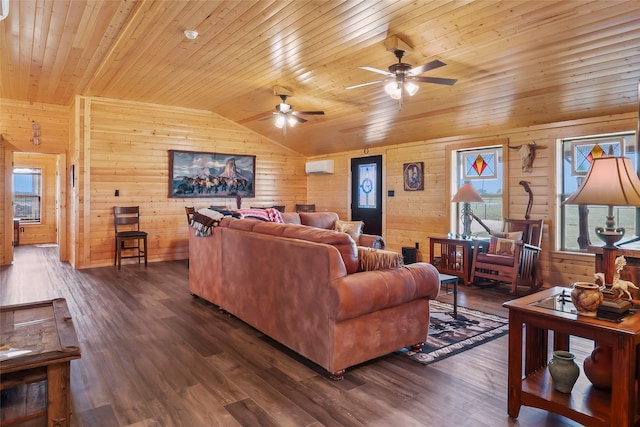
[168,150,256,198]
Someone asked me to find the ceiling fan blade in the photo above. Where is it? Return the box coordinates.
[359,66,393,76]
[292,116,308,123]
[408,59,446,76]
[296,111,325,115]
[345,80,384,90]
[414,76,458,86]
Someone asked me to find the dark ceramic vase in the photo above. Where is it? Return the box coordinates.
[584,345,612,389]
[548,350,580,393]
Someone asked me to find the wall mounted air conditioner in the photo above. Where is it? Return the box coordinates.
[305,160,334,174]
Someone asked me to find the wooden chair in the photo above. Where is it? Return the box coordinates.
[295,204,315,212]
[470,218,543,294]
[185,206,196,224]
[114,206,148,270]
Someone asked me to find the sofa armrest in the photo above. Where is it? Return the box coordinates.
[358,233,386,250]
[329,262,440,321]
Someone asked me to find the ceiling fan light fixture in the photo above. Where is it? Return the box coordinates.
[279,103,291,113]
[287,116,297,127]
[384,81,402,99]
[405,81,419,96]
[274,115,286,128]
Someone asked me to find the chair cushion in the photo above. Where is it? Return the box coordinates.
[476,253,516,266]
[116,231,147,238]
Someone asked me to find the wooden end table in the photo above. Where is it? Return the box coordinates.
[504,287,640,426]
[1,298,81,427]
[429,236,475,285]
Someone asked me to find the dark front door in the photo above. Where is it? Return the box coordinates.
[351,155,382,235]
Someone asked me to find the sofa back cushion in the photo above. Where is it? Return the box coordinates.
[298,212,339,230]
[281,212,301,224]
[221,218,358,274]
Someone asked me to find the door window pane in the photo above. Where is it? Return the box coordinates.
[358,163,377,209]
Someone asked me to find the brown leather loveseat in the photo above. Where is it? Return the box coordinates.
[189,217,440,379]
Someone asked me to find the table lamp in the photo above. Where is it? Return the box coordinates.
[563,156,640,284]
[451,183,490,238]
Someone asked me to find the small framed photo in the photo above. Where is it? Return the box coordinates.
[403,162,424,191]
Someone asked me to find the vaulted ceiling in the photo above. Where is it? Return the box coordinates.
[1,0,639,156]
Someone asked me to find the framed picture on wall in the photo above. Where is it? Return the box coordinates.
[403,162,424,191]
[168,150,256,198]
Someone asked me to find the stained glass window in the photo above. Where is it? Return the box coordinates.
[462,149,498,179]
[560,133,636,251]
[358,163,376,209]
[453,147,503,237]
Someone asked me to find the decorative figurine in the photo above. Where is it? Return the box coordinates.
[610,256,639,300]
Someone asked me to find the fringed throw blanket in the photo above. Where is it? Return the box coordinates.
[357,247,404,272]
[190,208,224,237]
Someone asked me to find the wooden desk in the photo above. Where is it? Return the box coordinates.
[504,287,640,426]
[1,298,81,427]
[429,236,475,285]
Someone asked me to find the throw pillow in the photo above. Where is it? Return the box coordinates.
[357,247,404,271]
[335,219,364,242]
[488,236,517,256]
[493,231,523,241]
[488,231,523,254]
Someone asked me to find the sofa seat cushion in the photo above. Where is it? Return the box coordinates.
[476,253,515,267]
[357,247,403,271]
[330,263,440,321]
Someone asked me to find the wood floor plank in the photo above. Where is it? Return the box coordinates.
[0,245,587,426]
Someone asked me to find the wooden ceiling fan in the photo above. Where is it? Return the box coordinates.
[346,36,457,100]
[254,87,325,134]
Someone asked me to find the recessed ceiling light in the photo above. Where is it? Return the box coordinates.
[184,30,198,40]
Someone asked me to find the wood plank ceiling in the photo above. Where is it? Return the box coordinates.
[1,0,639,156]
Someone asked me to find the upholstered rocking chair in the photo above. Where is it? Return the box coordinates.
[470,218,543,294]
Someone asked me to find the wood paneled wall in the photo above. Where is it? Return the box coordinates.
[13,153,58,245]
[72,97,307,268]
[0,140,12,265]
[307,112,638,288]
[0,99,70,265]
[1,93,637,287]
[0,99,70,154]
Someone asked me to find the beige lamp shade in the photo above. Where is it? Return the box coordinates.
[564,157,640,207]
[451,183,484,203]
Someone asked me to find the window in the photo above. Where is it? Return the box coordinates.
[451,147,504,237]
[559,132,637,252]
[13,168,42,222]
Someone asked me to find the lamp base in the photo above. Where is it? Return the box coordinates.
[596,226,624,286]
[596,227,624,248]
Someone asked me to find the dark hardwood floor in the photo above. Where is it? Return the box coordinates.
[1,245,587,427]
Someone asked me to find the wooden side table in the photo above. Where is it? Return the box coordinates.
[504,287,640,426]
[429,236,475,285]
[1,298,81,427]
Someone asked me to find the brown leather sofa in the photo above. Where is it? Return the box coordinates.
[188,217,440,379]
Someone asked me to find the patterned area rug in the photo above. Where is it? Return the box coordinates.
[401,300,509,365]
